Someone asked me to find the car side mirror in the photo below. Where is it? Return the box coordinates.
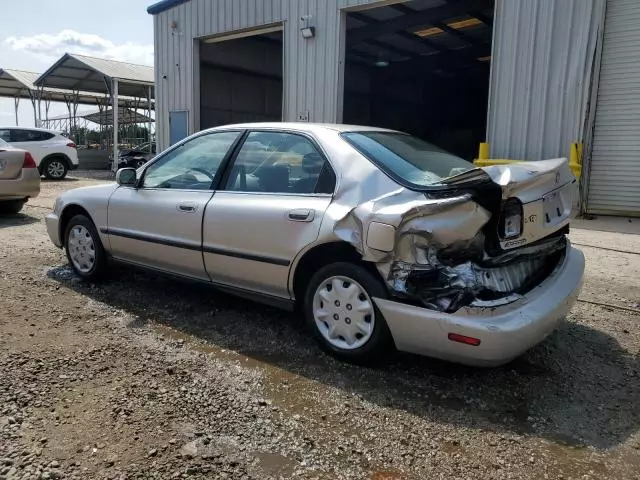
[116,168,137,186]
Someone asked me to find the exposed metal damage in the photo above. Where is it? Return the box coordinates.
[334,159,575,314]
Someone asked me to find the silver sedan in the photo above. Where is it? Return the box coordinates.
[0,138,40,214]
[45,123,584,366]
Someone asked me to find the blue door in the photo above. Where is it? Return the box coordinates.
[169,110,189,145]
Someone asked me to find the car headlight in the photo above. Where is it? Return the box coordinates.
[500,198,523,239]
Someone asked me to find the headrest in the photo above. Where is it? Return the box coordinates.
[302,152,324,174]
[257,164,289,192]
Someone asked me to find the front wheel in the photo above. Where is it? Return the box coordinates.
[304,262,393,364]
[64,214,108,280]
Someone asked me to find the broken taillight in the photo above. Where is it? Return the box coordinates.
[500,198,523,239]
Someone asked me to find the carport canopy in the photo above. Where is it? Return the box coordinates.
[34,53,154,98]
[0,68,152,109]
[34,53,155,170]
[0,68,114,125]
[82,107,154,126]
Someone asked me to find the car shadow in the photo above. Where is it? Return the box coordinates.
[47,262,640,450]
[41,177,79,183]
[0,212,40,228]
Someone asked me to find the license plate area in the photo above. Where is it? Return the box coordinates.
[542,183,572,227]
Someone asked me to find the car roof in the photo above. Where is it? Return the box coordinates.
[209,122,400,135]
[0,125,61,134]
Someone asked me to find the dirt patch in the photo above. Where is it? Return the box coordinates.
[0,172,639,479]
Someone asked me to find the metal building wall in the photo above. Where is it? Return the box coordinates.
[153,0,382,150]
[586,0,640,215]
[486,0,606,161]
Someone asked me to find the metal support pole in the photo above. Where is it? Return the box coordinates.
[29,90,38,127]
[31,101,37,127]
[14,96,20,125]
[72,91,79,144]
[147,86,153,153]
[37,87,43,127]
[64,94,73,138]
[44,94,51,122]
[112,78,119,172]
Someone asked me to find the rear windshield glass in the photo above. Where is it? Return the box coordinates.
[341,131,476,187]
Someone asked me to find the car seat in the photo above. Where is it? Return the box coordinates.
[256,164,290,192]
[291,152,324,193]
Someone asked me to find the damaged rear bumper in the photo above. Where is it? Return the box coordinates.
[374,243,585,366]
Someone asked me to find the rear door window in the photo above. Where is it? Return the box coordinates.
[10,129,54,142]
[222,131,336,194]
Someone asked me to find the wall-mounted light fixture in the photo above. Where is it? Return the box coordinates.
[300,14,315,39]
[171,20,183,36]
[301,26,316,38]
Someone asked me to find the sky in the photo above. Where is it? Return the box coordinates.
[0,0,155,127]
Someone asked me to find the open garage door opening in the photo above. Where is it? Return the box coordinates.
[343,0,494,161]
[199,26,283,130]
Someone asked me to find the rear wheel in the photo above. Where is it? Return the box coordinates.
[64,214,108,280]
[0,200,25,214]
[42,157,68,180]
[304,262,393,364]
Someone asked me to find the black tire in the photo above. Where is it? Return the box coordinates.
[42,157,69,180]
[304,262,393,364]
[0,200,25,215]
[64,214,108,280]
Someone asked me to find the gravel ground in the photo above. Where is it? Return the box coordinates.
[1,172,639,480]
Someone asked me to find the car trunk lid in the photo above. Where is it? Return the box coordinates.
[442,157,576,251]
[0,147,27,180]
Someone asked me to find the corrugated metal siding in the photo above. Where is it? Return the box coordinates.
[587,0,640,215]
[152,0,383,150]
[487,0,605,161]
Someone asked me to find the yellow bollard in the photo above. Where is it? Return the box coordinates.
[569,143,582,179]
[478,142,489,160]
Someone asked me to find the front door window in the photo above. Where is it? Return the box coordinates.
[142,131,241,190]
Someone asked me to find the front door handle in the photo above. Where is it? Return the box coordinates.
[177,202,197,213]
[288,209,314,222]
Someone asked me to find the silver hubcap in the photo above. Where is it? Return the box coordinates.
[312,276,375,350]
[68,225,96,273]
[48,160,65,178]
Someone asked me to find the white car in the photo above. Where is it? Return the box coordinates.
[0,126,79,180]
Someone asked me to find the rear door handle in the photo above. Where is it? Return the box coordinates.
[177,202,197,213]
[288,209,314,222]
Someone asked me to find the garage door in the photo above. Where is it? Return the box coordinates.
[588,0,640,215]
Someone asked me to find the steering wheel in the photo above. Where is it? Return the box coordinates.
[185,167,214,180]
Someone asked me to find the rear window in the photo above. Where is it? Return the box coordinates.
[341,131,476,188]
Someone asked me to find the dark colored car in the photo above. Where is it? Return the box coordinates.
[117,142,156,169]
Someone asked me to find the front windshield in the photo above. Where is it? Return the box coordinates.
[0,138,8,147]
[341,131,476,187]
